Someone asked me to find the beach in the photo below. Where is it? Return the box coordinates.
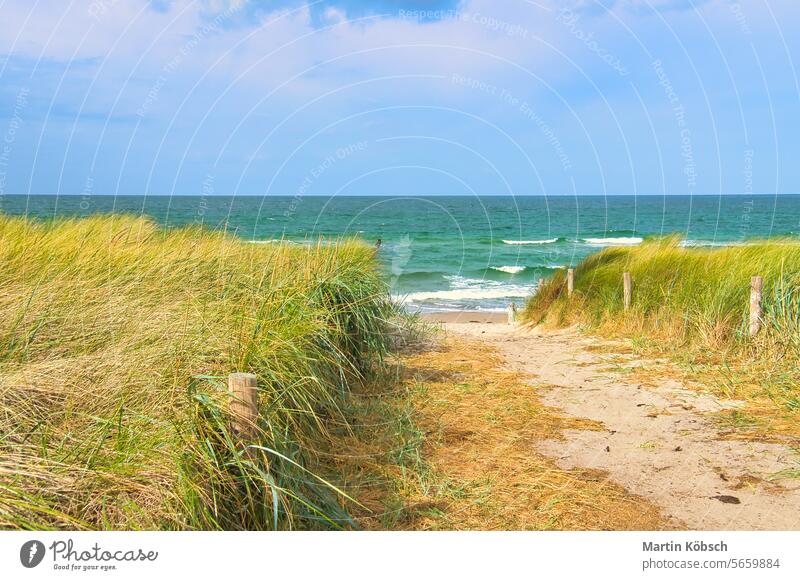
[421,311,507,323]
[4,0,800,572]
[427,320,800,530]
[3,211,800,533]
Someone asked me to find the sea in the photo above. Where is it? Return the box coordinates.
[2,194,798,313]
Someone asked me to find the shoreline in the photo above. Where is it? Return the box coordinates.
[421,310,508,324]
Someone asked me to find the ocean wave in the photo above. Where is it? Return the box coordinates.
[582,237,643,246]
[399,274,537,303]
[491,265,526,274]
[444,274,501,289]
[502,238,559,245]
[406,304,508,314]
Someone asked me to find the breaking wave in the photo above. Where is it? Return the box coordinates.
[502,238,559,245]
[582,237,644,246]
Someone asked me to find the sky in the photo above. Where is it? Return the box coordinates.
[0,0,798,197]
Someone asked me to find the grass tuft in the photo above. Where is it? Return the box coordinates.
[0,214,394,530]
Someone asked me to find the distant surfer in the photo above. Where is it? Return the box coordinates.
[375,238,382,251]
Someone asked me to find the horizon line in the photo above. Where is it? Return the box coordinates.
[2,192,798,198]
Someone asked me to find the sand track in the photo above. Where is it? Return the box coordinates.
[443,321,800,530]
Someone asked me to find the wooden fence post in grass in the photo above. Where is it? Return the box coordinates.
[567,268,575,297]
[228,372,258,441]
[749,275,763,336]
[507,302,517,325]
[623,272,632,311]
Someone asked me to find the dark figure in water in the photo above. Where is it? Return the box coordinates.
[375,238,382,250]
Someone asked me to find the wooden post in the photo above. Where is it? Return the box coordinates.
[507,302,517,325]
[623,272,632,311]
[567,268,574,297]
[749,276,763,336]
[228,372,258,440]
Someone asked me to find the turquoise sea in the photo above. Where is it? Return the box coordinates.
[2,194,799,312]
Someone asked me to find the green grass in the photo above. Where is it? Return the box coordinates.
[523,237,800,429]
[525,236,800,351]
[0,214,396,530]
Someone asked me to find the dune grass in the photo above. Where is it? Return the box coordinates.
[523,237,800,435]
[0,214,395,530]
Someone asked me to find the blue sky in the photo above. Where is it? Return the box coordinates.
[0,0,798,196]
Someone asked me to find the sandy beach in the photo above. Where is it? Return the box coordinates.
[428,319,800,530]
[421,311,508,324]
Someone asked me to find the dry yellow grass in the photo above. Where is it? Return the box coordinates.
[341,334,672,530]
[0,214,393,530]
[624,359,800,444]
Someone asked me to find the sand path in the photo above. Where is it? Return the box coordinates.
[441,320,800,530]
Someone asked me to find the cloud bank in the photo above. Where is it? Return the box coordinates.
[0,0,798,198]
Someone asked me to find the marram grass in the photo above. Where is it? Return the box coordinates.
[523,236,800,418]
[524,236,800,342]
[0,214,394,530]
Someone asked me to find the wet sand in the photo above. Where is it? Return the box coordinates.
[421,311,507,324]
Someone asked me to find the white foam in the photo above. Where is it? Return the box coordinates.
[491,265,526,274]
[503,238,558,245]
[583,237,643,246]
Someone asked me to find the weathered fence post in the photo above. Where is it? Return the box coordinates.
[567,268,575,297]
[507,302,517,325]
[623,272,632,311]
[749,275,763,336]
[228,372,258,441]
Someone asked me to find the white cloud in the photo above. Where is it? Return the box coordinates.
[0,1,565,87]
